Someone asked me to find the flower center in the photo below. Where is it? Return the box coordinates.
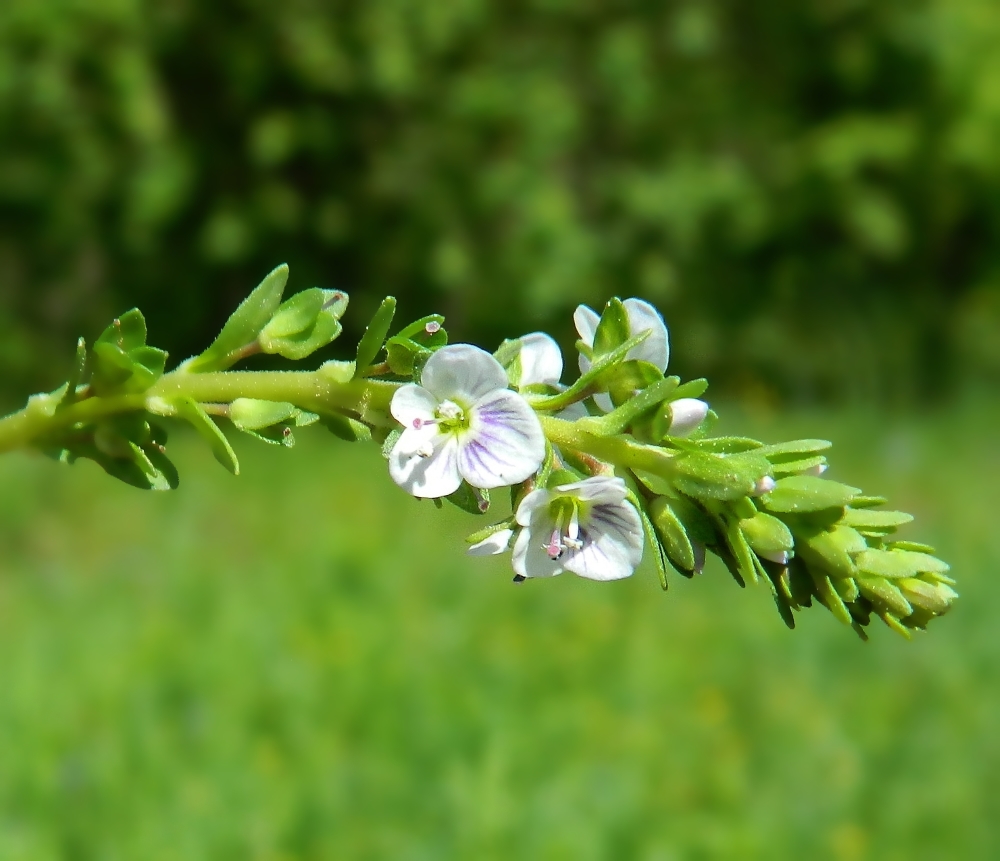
[411,399,469,433]
[543,497,584,560]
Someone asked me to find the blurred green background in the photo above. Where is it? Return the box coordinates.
[2,0,1000,407]
[1,0,999,857]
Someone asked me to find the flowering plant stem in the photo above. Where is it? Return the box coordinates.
[0,368,396,456]
[0,264,957,640]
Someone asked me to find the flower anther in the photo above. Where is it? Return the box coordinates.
[389,344,545,498]
[512,475,643,581]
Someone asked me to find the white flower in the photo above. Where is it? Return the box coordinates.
[667,397,709,437]
[758,550,790,565]
[509,332,588,420]
[389,344,545,498]
[752,475,776,496]
[512,476,644,581]
[574,298,670,374]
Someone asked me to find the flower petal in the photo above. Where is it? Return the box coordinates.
[458,390,545,489]
[515,488,551,527]
[389,430,462,498]
[512,524,565,579]
[573,305,600,346]
[564,500,644,581]
[390,384,438,429]
[623,298,669,371]
[574,305,600,376]
[421,344,509,403]
[517,333,564,387]
[667,397,708,437]
[555,475,628,504]
[468,528,515,556]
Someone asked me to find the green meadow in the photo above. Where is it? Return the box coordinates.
[0,400,996,860]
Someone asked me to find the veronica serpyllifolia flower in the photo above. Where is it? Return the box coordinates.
[508,332,587,420]
[388,344,545,498]
[512,476,644,581]
[574,298,670,375]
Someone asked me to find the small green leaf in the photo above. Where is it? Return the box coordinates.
[174,397,239,475]
[843,509,914,530]
[648,497,696,573]
[229,399,298,430]
[757,439,832,460]
[857,576,913,618]
[445,482,490,515]
[59,337,89,407]
[96,309,148,352]
[697,437,763,454]
[669,378,709,400]
[898,578,958,614]
[796,525,865,580]
[594,298,630,354]
[323,414,373,443]
[258,288,346,360]
[740,511,794,555]
[770,456,827,476]
[761,476,860,513]
[354,297,397,377]
[855,549,949,579]
[671,451,771,501]
[810,570,853,626]
[188,263,289,372]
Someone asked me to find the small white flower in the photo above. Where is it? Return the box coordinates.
[574,298,670,411]
[512,476,644,581]
[802,462,828,477]
[758,550,790,565]
[574,298,670,371]
[389,344,545,498]
[667,397,709,437]
[510,332,588,420]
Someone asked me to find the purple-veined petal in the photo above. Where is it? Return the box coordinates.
[563,499,643,581]
[512,524,565,579]
[468,528,515,556]
[517,332,564,387]
[421,344,509,403]
[390,384,438,429]
[555,475,628,504]
[515,488,551,527]
[458,390,545,489]
[389,430,462,498]
[623,298,669,371]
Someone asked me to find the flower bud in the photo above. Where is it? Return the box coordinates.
[667,398,709,437]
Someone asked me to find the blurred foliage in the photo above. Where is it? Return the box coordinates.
[0,402,997,857]
[2,0,1000,408]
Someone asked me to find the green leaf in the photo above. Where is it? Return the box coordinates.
[740,511,794,555]
[594,298,630,354]
[229,399,298,430]
[354,297,397,377]
[770,455,827,476]
[898,578,958,615]
[445,482,490,515]
[173,397,239,475]
[796,525,865,580]
[761,475,860,513]
[810,570,853,626]
[669,378,709,400]
[671,451,771,501]
[323,414,373,443]
[855,549,949,579]
[605,360,665,407]
[59,338,88,407]
[697,437,763,454]
[648,497,696,573]
[857,577,913,618]
[258,288,346,360]
[187,263,289,372]
[842,509,914,530]
[757,439,832,460]
[96,308,148,353]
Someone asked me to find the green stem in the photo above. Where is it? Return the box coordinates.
[0,365,400,455]
[539,415,677,480]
